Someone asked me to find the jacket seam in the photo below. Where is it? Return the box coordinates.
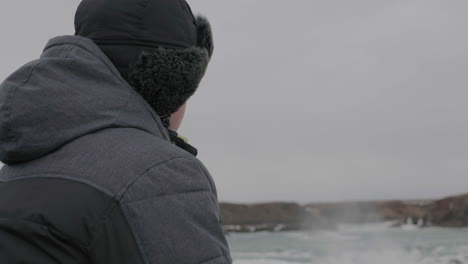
[64,37,81,58]
[192,159,216,194]
[86,200,120,249]
[120,203,151,264]
[3,59,48,143]
[116,156,193,201]
[200,255,228,264]
[0,173,115,197]
[0,216,88,253]
[123,189,212,205]
[129,156,215,197]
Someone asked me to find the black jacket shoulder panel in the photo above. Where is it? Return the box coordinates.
[89,204,145,264]
[0,177,114,263]
[0,218,90,264]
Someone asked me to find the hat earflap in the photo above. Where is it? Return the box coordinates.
[127,15,214,123]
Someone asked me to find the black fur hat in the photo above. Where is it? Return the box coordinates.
[75,0,214,124]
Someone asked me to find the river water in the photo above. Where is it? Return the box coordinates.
[227,222,468,264]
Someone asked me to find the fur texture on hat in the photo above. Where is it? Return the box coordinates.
[128,16,214,124]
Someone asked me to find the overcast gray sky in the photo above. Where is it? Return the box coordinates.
[1,0,468,203]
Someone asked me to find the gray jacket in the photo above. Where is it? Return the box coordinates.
[0,35,231,264]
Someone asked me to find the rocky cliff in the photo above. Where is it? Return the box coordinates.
[220,193,468,233]
[427,193,468,227]
[220,202,334,233]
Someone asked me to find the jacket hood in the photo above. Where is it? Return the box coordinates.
[0,35,170,164]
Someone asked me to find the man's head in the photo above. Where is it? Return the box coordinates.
[74,0,213,130]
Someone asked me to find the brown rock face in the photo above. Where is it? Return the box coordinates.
[373,201,429,221]
[428,194,468,227]
[220,202,335,232]
[220,202,304,226]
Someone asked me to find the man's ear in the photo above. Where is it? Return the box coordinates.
[169,103,187,131]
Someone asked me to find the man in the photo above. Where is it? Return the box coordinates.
[0,0,232,263]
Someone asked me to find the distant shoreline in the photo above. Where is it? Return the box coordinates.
[220,193,468,233]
